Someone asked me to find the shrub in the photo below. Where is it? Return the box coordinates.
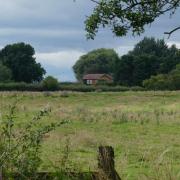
[0,82,43,91]
[0,101,67,179]
[0,82,145,92]
[143,64,180,90]
[42,76,59,91]
[143,74,172,90]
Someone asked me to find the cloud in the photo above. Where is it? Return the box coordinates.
[35,50,85,81]
[0,0,179,81]
[0,28,83,38]
[36,50,85,68]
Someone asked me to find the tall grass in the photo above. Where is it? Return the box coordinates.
[0,91,179,179]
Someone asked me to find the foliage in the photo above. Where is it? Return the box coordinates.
[59,84,143,92]
[129,37,169,57]
[143,74,172,90]
[73,48,119,81]
[0,63,12,82]
[169,63,180,89]
[0,82,43,91]
[0,82,144,92]
[143,64,180,90]
[0,101,67,179]
[114,54,161,86]
[42,76,59,91]
[129,37,180,74]
[86,0,180,39]
[114,37,180,86]
[0,42,46,83]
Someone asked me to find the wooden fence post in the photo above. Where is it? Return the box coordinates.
[95,146,121,180]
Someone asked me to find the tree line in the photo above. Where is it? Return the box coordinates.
[1,39,180,90]
[73,37,180,89]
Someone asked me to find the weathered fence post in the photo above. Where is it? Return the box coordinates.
[95,146,121,180]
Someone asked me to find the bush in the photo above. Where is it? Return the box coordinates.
[0,82,145,92]
[143,74,172,90]
[59,84,136,92]
[0,102,67,179]
[42,76,59,91]
[0,82,43,91]
[143,64,180,90]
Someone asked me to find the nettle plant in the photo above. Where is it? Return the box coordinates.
[0,101,67,179]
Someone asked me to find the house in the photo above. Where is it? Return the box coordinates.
[83,74,113,85]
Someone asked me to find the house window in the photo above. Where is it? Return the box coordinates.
[87,80,92,85]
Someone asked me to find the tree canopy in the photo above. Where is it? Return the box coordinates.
[0,43,46,83]
[73,48,119,81]
[114,37,180,86]
[86,0,180,39]
[0,63,12,82]
[114,54,161,86]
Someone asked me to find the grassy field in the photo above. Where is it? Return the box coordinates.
[0,91,180,179]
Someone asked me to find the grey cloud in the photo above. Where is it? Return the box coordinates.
[0,0,179,81]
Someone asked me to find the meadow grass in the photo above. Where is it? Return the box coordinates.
[0,91,180,179]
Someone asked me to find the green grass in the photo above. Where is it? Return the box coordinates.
[0,91,180,179]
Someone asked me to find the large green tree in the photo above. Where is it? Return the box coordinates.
[114,37,180,86]
[114,54,160,86]
[0,43,46,83]
[86,0,180,39]
[0,63,12,82]
[73,48,119,81]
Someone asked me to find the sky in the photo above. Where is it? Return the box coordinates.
[0,0,180,82]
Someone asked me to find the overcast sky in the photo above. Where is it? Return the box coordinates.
[0,0,180,81]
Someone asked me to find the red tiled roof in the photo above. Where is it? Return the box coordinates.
[83,74,112,80]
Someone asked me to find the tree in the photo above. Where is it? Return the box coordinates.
[86,0,180,39]
[0,63,12,82]
[132,55,160,85]
[129,37,169,57]
[159,45,180,73]
[73,48,119,81]
[169,63,180,89]
[114,37,180,86]
[113,55,134,86]
[129,37,180,73]
[114,54,160,86]
[0,43,46,83]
